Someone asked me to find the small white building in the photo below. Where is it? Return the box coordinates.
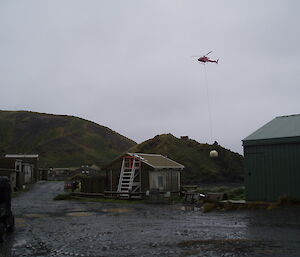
[5,154,39,182]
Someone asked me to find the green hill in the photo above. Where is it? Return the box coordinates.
[129,134,244,184]
[0,110,136,167]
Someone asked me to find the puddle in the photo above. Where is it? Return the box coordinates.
[24,213,48,218]
[15,218,27,228]
[67,212,94,217]
[70,208,86,212]
[102,208,133,213]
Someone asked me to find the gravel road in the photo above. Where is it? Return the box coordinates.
[0,181,299,257]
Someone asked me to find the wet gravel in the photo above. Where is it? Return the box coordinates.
[0,181,300,257]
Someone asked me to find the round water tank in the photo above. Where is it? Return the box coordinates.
[210,150,218,158]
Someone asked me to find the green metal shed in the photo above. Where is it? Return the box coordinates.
[243,114,300,202]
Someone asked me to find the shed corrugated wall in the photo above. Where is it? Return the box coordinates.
[244,142,300,201]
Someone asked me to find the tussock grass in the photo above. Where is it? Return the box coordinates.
[196,185,245,200]
[53,193,145,204]
[201,194,300,213]
[202,203,217,213]
[129,133,244,184]
[53,193,74,200]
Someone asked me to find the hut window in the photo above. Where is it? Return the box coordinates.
[158,176,164,188]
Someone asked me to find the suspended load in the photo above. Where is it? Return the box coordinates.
[210,150,218,158]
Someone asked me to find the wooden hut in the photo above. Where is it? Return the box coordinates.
[104,153,184,198]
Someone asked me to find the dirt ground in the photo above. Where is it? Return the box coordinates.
[0,181,300,257]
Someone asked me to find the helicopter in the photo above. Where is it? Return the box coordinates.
[193,51,219,64]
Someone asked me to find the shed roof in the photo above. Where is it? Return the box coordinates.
[5,154,39,159]
[243,114,300,145]
[128,153,184,169]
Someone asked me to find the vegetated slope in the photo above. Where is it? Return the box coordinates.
[0,110,136,167]
[129,134,244,184]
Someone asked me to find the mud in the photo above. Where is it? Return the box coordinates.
[0,181,299,257]
[101,208,134,213]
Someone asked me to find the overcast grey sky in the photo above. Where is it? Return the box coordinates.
[1,0,299,154]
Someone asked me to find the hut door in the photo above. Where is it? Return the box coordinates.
[156,173,166,191]
[245,153,267,201]
[149,172,166,191]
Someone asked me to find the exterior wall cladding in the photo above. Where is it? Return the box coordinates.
[244,142,300,202]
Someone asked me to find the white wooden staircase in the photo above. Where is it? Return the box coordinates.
[117,156,141,198]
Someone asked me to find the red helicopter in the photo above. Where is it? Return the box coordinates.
[193,51,219,64]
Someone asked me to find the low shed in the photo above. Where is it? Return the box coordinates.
[105,153,184,197]
[5,154,39,182]
[243,114,300,201]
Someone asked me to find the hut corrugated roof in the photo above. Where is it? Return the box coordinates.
[243,114,300,145]
[128,153,184,169]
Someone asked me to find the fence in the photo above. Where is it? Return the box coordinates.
[80,177,106,193]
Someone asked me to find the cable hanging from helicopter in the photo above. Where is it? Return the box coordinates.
[192,51,219,158]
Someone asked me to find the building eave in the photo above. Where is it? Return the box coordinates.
[5,154,39,159]
[243,136,300,147]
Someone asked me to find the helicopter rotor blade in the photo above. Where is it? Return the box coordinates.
[205,51,212,56]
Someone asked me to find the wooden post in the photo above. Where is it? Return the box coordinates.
[110,170,112,191]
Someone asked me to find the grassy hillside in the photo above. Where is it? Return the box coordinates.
[0,110,136,167]
[129,134,244,184]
